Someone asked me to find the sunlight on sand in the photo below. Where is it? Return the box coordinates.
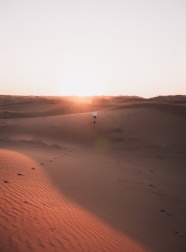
[1,95,186,252]
[94,138,111,152]
[0,149,148,252]
[70,96,93,104]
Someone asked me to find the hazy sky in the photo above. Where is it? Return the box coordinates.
[0,0,186,97]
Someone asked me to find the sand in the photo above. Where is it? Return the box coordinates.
[0,95,186,252]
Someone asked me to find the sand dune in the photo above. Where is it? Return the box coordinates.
[0,95,186,252]
[0,149,146,252]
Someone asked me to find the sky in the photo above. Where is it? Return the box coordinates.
[0,0,186,97]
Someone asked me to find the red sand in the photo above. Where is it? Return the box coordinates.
[0,95,186,252]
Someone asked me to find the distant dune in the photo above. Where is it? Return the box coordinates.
[0,95,186,252]
[0,95,186,119]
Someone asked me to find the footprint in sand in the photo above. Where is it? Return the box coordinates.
[166,212,173,216]
[160,209,166,213]
[174,231,185,238]
[149,184,157,188]
[160,209,173,216]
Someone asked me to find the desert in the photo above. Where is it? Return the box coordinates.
[0,95,186,252]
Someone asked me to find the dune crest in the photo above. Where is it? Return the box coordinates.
[0,149,147,252]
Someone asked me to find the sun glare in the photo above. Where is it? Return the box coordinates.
[56,70,104,96]
[58,83,103,96]
[70,96,93,104]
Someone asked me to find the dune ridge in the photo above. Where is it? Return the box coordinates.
[1,95,186,119]
[0,149,147,252]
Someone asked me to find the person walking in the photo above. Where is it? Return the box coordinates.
[92,111,97,123]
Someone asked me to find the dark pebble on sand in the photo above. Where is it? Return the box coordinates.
[17,173,23,176]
